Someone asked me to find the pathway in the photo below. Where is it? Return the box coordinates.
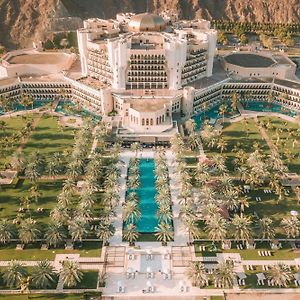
[108,150,132,245]
[165,150,189,245]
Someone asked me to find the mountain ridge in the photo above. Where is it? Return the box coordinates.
[0,0,300,48]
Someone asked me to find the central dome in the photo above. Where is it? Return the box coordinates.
[128,13,166,32]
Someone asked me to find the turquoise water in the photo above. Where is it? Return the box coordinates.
[55,100,101,121]
[0,100,51,115]
[242,101,298,117]
[135,159,159,233]
[193,103,240,130]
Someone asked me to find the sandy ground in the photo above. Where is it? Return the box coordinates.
[226,293,300,300]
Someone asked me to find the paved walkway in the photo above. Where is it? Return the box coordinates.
[165,150,189,245]
[109,150,132,245]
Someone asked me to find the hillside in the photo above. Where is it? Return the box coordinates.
[0,0,300,48]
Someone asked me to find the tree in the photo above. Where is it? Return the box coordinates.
[18,218,40,245]
[185,119,196,135]
[31,260,57,289]
[130,142,142,157]
[0,219,15,244]
[186,262,209,287]
[256,217,275,240]
[122,200,141,224]
[29,184,42,203]
[231,214,252,243]
[154,222,174,246]
[266,264,293,287]
[214,262,235,288]
[60,260,83,288]
[96,221,115,246]
[205,215,228,242]
[45,223,67,248]
[218,104,228,123]
[3,260,27,288]
[281,216,300,238]
[123,223,139,246]
[68,218,89,242]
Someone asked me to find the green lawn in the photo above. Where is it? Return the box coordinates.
[0,114,36,169]
[259,116,300,174]
[194,241,300,260]
[206,119,270,172]
[0,179,63,227]
[0,242,102,261]
[69,271,98,290]
[0,294,90,300]
[242,269,299,289]
[245,186,299,237]
[22,115,75,169]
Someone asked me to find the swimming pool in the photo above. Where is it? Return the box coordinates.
[55,100,101,121]
[193,103,240,130]
[135,159,159,233]
[241,101,298,117]
[0,99,51,115]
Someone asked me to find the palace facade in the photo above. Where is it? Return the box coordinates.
[0,13,300,142]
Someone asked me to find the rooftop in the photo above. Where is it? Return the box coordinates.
[128,99,170,112]
[7,53,70,65]
[224,53,275,68]
[128,13,166,33]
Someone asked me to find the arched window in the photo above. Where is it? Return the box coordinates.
[142,118,145,126]
[146,119,149,126]
[150,119,153,126]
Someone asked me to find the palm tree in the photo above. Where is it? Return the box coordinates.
[18,218,40,245]
[216,138,227,154]
[205,215,228,242]
[31,260,57,289]
[0,219,15,244]
[45,223,67,248]
[186,262,209,287]
[266,264,293,287]
[256,217,275,240]
[231,214,252,244]
[238,196,249,214]
[123,223,139,246]
[122,201,141,224]
[60,260,83,288]
[281,216,300,238]
[3,260,27,288]
[218,104,228,123]
[213,262,235,288]
[68,218,89,242]
[154,222,174,246]
[185,119,196,135]
[156,205,173,224]
[29,184,42,203]
[96,221,115,246]
[185,219,201,243]
[130,142,142,157]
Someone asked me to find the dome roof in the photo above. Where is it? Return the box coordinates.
[128,13,166,32]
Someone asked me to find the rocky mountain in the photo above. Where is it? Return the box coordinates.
[0,0,300,49]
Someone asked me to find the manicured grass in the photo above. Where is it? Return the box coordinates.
[205,119,270,172]
[0,179,63,227]
[70,271,98,290]
[259,116,300,174]
[242,269,299,289]
[0,242,102,261]
[23,115,75,166]
[0,114,36,169]
[0,294,87,300]
[194,241,300,260]
[245,186,299,237]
